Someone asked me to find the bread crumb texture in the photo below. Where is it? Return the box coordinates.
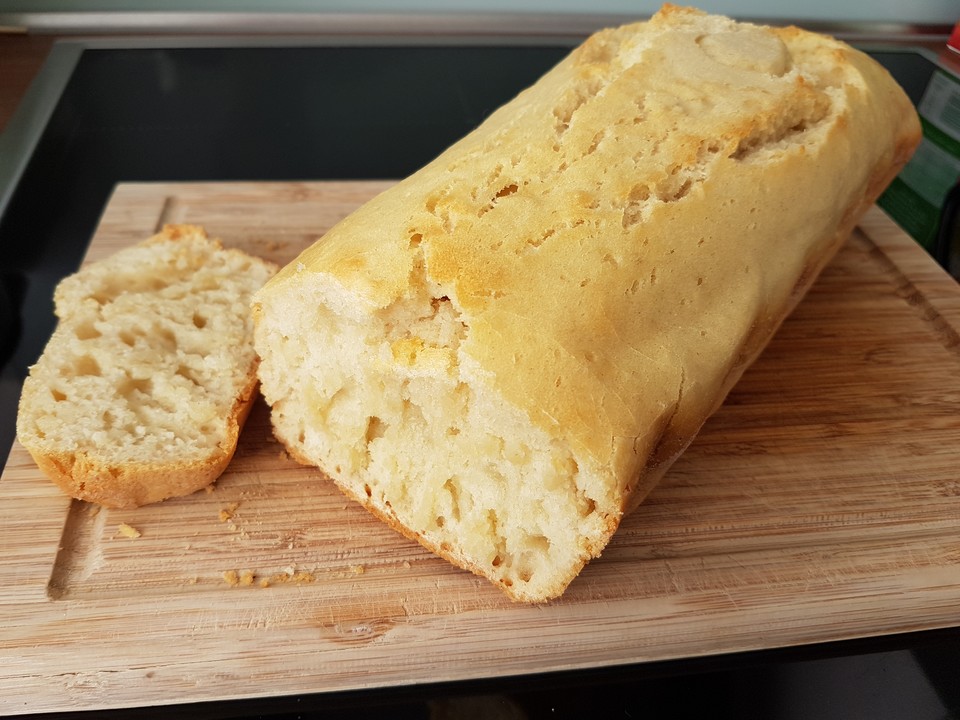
[253,6,920,601]
[16,224,278,509]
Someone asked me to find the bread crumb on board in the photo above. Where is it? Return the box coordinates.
[117,523,141,538]
[223,567,316,588]
[219,502,241,523]
[222,569,256,587]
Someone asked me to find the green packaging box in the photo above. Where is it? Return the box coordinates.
[878,64,960,252]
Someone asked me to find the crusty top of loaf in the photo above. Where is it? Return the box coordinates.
[259,6,920,491]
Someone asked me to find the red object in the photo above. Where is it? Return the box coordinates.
[950,21,960,54]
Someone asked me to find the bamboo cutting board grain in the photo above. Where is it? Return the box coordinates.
[2,181,960,715]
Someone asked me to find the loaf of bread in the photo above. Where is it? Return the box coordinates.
[16,225,277,509]
[252,6,920,601]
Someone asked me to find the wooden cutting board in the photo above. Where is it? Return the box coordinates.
[2,181,960,715]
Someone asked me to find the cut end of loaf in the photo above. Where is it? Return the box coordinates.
[16,225,277,508]
[254,262,619,602]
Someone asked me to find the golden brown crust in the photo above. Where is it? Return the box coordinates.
[30,450,231,510]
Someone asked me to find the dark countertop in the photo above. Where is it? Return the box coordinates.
[1,24,959,720]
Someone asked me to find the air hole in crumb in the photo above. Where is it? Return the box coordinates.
[364,484,372,498]
[119,377,152,399]
[364,416,387,444]
[74,322,101,340]
[192,312,207,329]
[436,516,445,528]
[585,129,605,156]
[492,555,503,567]
[176,365,202,386]
[72,355,101,377]
[119,330,137,347]
[443,478,462,521]
[51,389,67,402]
[408,232,423,248]
[528,534,550,552]
[156,326,178,351]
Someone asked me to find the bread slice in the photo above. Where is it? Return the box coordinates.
[16,225,277,509]
[252,6,921,601]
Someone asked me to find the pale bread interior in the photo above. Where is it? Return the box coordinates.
[257,262,612,602]
[16,225,277,508]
